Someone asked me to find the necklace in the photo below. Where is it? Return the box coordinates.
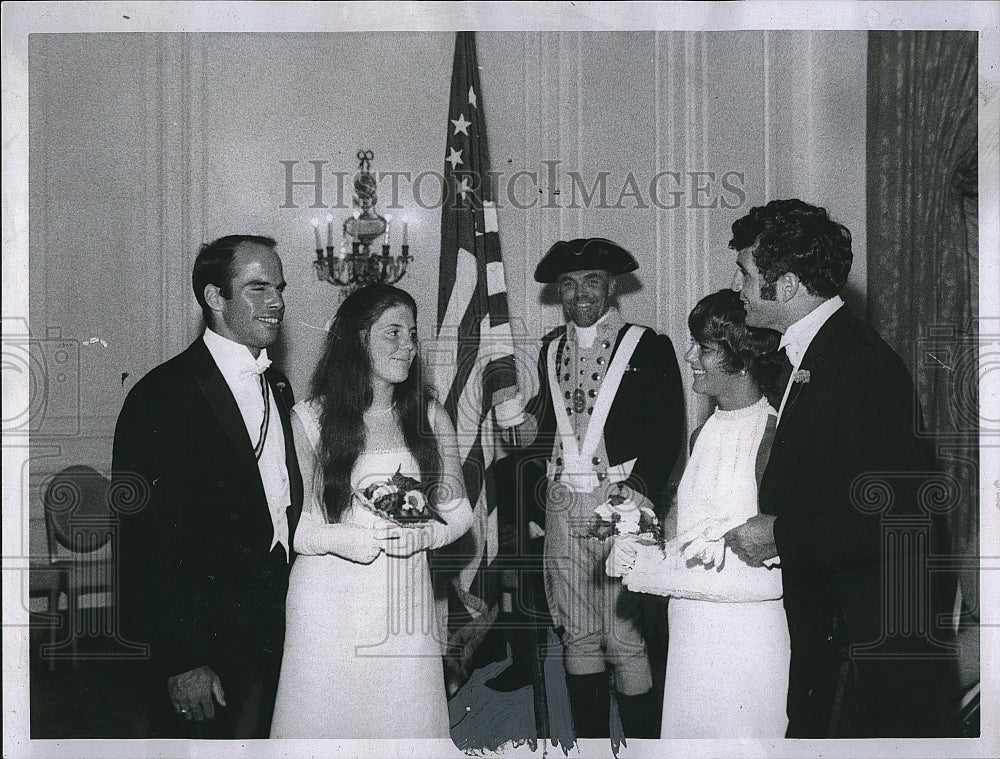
[365,404,396,415]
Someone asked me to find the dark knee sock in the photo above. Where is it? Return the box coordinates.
[566,671,611,738]
[616,689,660,739]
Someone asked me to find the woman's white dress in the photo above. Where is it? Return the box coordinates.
[270,401,467,739]
[625,397,790,738]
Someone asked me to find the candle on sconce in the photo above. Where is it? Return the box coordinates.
[384,214,392,246]
[311,219,323,259]
[402,221,409,247]
[325,214,335,250]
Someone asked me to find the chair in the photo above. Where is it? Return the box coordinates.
[41,464,115,665]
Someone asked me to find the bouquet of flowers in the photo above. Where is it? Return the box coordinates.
[354,467,446,526]
[576,485,664,547]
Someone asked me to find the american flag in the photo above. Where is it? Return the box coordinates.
[434,31,522,662]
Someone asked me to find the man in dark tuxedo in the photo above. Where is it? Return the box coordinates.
[113,235,302,738]
[723,200,957,737]
[497,238,684,739]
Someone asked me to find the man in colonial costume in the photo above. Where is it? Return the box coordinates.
[498,238,684,738]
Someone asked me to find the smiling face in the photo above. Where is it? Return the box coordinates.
[208,241,286,356]
[557,268,614,328]
[731,245,784,331]
[366,304,417,387]
[683,338,744,400]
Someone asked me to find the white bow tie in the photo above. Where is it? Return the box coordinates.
[241,355,272,379]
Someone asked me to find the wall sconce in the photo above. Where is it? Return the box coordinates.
[311,149,412,289]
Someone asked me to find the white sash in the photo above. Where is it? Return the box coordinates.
[546,325,646,492]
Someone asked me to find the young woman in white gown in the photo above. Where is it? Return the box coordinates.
[270,285,472,739]
[610,289,790,738]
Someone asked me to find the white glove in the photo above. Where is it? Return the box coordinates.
[677,517,746,570]
[493,393,528,429]
[605,535,640,578]
[681,537,726,570]
[375,524,431,558]
[320,523,381,564]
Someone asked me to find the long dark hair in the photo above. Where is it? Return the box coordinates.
[688,289,782,396]
[310,284,441,523]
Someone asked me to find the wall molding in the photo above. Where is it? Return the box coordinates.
[144,34,207,361]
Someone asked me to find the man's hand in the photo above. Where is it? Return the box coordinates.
[723,514,778,567]
[168,665,226,721]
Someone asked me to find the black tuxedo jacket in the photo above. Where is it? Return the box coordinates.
[760,305,954,736]
[526,323,684,509]
[113,337,303,685]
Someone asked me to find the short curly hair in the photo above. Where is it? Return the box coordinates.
[729,199,852,298]
[688,289,782,395]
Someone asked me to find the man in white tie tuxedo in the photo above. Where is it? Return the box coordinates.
[722,200,957,738]
[113,235,303,738]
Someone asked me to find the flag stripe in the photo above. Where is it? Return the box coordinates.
[486,262,507,296]
[434,30,520,644]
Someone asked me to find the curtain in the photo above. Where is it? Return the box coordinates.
[866,30,979,700]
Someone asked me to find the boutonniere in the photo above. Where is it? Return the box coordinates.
[276,381,287,392]
[792,370,811,384]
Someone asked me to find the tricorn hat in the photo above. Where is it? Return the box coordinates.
[533,237,639,283]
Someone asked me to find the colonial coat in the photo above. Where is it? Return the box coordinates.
[521,310,684,690]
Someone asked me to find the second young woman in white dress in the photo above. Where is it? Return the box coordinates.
[270,285,472,739]
[610,289,790,738]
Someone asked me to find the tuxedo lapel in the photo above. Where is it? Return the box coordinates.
[266,371,295,468]
[189,338,259,469]
[780,370,808,425]
[767,348,793,411]
[776,306,851,434]
[265,367,302,548]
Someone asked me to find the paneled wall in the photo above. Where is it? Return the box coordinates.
[478,30,867,407]
[26,31,867,588]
